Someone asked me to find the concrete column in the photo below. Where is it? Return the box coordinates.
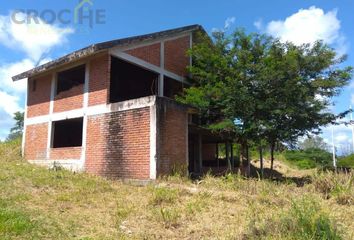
[197,134,203,174]
[226,142,231,171]
[216,143,220,169]
[230,142,234,170]
[158,74,164,97]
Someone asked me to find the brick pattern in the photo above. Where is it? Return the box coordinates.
[164,36,190,77]
[157,99,188,176]
[50,147,82,160]
[54,84,83,113]
[85,107,150,179]
[89,54,110,106]
[25,123,48,160]
[125,43,161,67]
[27,75,51,118]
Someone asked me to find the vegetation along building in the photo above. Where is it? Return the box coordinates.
[12,25,236,180]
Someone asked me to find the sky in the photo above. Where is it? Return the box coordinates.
[0,0,353,154]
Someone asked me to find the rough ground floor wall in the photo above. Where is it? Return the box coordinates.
[85,107,151,179]
[157,99,188,176]
[25,123,48,160]
[24,98,191,180]
[25,123,82,160]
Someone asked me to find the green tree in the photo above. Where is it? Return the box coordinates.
[284,148,332,169]
[7,112,24,141]
[178,28,352,176]
[259,40,351,170]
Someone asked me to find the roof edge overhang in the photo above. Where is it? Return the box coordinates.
[12,24,206,81]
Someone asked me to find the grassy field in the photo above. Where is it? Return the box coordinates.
[0,139,353,239]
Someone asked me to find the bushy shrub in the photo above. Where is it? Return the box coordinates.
[337,154,354,168]
[284,148,332,169]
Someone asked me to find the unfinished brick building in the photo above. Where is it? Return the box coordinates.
[13,25,234,180]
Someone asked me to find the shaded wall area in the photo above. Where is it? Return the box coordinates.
[89,53,111,106]
[85,107,151,179]
[156,98,188,176]
[188,125,238,176]
[125,42,161,67]
[110,56,158,103]
[164,35,190,77]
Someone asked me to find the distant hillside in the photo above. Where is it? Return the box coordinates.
[338,154,354,168]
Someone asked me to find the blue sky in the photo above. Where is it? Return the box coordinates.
[0,0,353,153]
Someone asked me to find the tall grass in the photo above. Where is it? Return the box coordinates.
[0,138,22,162]
[150,186,179,205]
[312,171,354,205]
[245,197,342,240]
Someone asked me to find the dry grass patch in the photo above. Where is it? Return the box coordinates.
[312,171,354,205]
[0,139,354,239]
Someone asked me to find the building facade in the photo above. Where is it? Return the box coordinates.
[13,25,233,180]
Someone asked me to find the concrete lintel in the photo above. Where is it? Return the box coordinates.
[25,95,157,126]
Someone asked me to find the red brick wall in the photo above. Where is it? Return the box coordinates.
[27,75,51,118]
[54,84,83,113]
[25,123,48,160]
[157,98,188,176]
[85,114,106,176]
[50,147,82,160]
[202,144,216,161]
[164,36,190,77]
[89,54,110,106]
[125,43,161,67]
[85,107,151,179]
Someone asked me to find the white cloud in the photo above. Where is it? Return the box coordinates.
[351,94,354,105]
[212,16,236,33]
[0,91,22,116]
[264,6,347,53]
[0,12,73,61]
[0,12,73,140]
[349,80,354,89]
[0,59,34,93]
[224,17,235,29]
[322,122,354,155]
[254,18,263,30]
[334,131,353,155]
[211,27,220,33]
[0,90,22,140]
[0,57,52,95]
[0,109,15,140]
[335,133,349,143]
